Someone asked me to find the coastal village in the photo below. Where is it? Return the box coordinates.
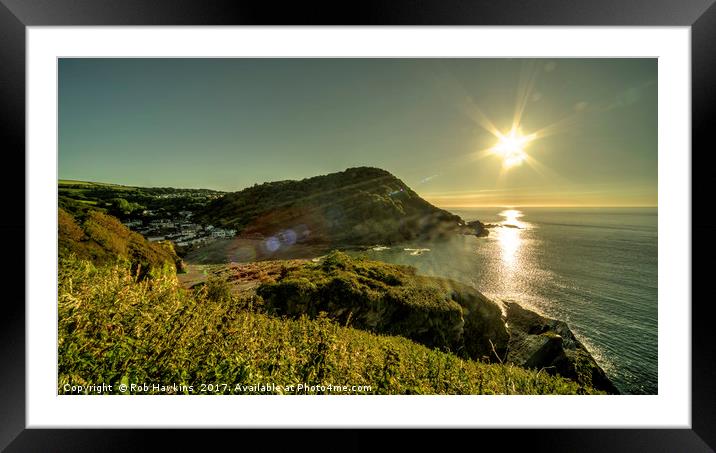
[123,210,236,249]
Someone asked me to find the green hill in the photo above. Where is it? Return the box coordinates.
[59,208,182,278]
[196,167,483,245]
[58,254,601,395]
[253,251,615,393]
[257,251,509,362]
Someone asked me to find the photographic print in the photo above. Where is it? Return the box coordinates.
[57,57,657,396]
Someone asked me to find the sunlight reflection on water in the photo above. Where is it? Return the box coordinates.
[348,207,658,394]
[496,209,527,270]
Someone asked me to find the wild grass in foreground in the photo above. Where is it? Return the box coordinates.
[58,255,602,395]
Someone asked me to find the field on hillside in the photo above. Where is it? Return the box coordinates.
[58,180,224,220]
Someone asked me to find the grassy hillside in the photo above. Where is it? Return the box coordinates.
[257,251,509,362]
[59,208,182,278]
[58,255,600,395]
[196,167,469,245]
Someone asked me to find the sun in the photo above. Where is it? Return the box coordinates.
[491,128,535,168]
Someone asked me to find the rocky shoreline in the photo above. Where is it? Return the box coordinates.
[504,301,618,394]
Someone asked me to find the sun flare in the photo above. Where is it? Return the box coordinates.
[491,128,535,168]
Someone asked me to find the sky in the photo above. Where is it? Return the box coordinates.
[59,58,657,207]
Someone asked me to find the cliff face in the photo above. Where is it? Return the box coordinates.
[197,167,472,245]
[503,301,619,394]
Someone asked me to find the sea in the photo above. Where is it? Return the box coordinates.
[354,207,658,395]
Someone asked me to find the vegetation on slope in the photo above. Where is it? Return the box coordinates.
[59,208,182,278]
[257,251,509,362]
[59,179,223,220]
[196,167,469,245]
[58,255,601,395]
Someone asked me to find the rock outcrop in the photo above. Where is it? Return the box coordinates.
[503,301,619,394]
[256,251,509,361]
[463,219,489,237]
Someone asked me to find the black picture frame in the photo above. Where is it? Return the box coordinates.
[2,0,713,450]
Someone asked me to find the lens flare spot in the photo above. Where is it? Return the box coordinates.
[265,237,280,252]
[279,229,297,246]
